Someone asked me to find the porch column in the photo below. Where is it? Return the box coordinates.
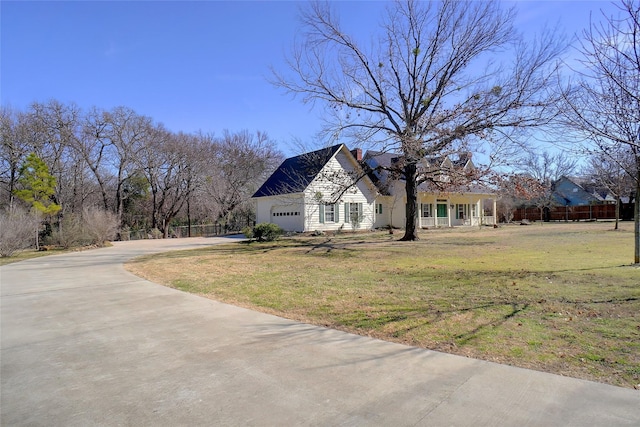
[493,198,497,225]
[448,199,452,227]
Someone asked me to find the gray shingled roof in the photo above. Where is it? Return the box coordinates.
[363,150,494,195]
[252,144,343,198]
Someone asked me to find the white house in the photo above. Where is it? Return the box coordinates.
[252,144,378,232]
[252,144,497,232]
[364,150,497,229]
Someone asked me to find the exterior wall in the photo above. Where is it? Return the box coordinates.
[303,150,377,232]
[254,194,305,232]
[255,145,498,232]
[375,186,497,230]
[373,196,393,229]
[419,194,478,227]
[385,181,408,229]
[390,195,406,229]
[417,194,496,227]
[553,177,599,206]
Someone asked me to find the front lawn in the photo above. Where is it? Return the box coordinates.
[126,221,640,388]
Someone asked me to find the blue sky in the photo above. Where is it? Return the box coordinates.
[1,1,621,157]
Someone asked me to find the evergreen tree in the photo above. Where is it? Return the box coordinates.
[14,153,61,215]
[14,153,61,249]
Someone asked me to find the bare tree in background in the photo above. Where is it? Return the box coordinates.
[1,99,286,242]
[495,173,544,223]
[204,130,283,230]
[77,107,114,212]
[584,148,636,229]
[28,101,81,213]
[0,207,42,256]
[518,150,577,221]
[561,0,640,263]
[0,107,32,209]
[273,0,565,240]
[103,106,153,224]
[136,126,201,238]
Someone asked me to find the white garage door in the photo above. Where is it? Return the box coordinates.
[271,206,303,232]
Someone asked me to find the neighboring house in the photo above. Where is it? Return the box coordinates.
[552,176,613,206]
[511,175,635,222]
[252,144,497,232]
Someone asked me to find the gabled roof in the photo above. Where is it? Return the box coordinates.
[363,150,488,195]
[552,176,602,206]
[363,150,398,168]
[451,152,474,170]
[252,144,344,198]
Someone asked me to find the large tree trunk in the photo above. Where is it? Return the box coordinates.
[187,197,192,238]
[400,162,419,241]
[634,167,639,264]
[615,197,620,231]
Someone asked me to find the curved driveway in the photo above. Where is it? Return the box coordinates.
[1,237,638,426]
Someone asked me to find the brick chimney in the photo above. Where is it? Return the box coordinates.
[351,148,362,162]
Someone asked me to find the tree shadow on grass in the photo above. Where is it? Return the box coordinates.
[454,302,530,346]
[334,300,532,349]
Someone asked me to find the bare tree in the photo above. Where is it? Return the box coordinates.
[0,207,42,257]
[103,106,153,224]
[583,148,636,229]
[77,107,114,212]
[204,130,283,230]
[81,206,120,246]
[273,0,565,240]
[1,101,285,240]
[136,126,192,237]
[517,150,577,221]
[495,173,544,223]
[561,0,640,263]
[27,100,82,213]
[0,107,33,209]
[135,126,226,238]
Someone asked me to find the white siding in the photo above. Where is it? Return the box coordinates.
[303,150,377,232]
[387,181,407,229]
[254,194,305,232]
[254,144,498,233]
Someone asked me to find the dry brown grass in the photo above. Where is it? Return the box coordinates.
[126,221,640,388]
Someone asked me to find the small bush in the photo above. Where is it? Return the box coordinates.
[82,206,119,246]
[0,207,41,257]
[47,213,86,249]
[119,226,130,241]
[47,207,119,248]
[241,226,254,239]
[252,223,283,242]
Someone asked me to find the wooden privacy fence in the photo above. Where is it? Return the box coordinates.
[512,204,634,222]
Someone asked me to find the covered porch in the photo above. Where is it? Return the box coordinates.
[418,194,497,228]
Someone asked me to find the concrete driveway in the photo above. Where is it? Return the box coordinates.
[1,237,638,426]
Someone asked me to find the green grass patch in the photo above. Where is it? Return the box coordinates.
[126,222,640,388]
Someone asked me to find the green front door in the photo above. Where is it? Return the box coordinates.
[437,203,448,217]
